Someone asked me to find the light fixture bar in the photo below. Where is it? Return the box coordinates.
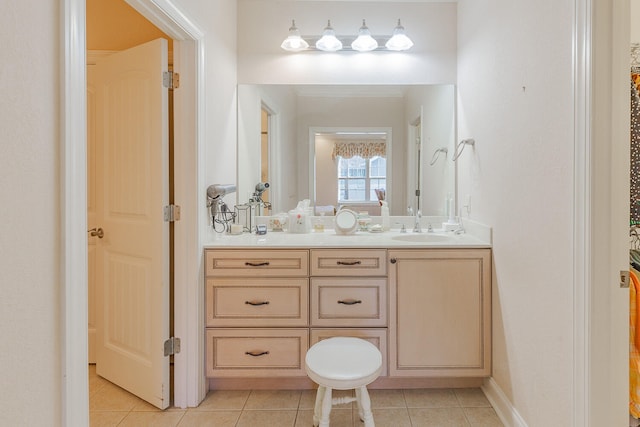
[280,19,414,53]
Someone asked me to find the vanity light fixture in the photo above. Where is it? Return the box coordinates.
[385,19,414,51]
[280,19,414,52]
[315,20,343,52]
[280,20,309,52]
[351,19,378,52]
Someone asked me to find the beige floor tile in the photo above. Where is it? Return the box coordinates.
[455,388,492,407]
[236,409,297,427]
[464,407,505,427]
[408,407,471,427]
[299,389,319,409]
[89,410,128,427]
[193,389,250,411]
[131,398,184,412]
[295,408,353,427]
[244,389,302,410]
[368,389,406,408]
[118,410,186,427]
[88,366,110,397]
[403,388,459,408]
[368,408,412,427]
[89,381,145,412]
[177,410,241,427]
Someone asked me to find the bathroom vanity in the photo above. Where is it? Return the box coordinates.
[204,223,491,389]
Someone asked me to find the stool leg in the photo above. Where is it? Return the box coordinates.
[356,386,374,427]
[319,387,332,427]
[312,386,325,427]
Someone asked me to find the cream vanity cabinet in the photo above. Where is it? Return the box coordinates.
[388,249,492,378]
[204,246,491,383]
[205,249,310,377]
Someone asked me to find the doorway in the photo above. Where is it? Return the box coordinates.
[62,0,204,423]
[87,1,174,409]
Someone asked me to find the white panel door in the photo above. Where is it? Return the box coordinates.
[94,38,170,409]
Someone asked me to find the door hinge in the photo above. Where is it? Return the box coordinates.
[164,204,181,222]
[164,337,181,356]
[621,270,631,288]
[163,71,180,89]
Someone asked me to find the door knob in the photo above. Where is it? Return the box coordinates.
[88,227,104,239]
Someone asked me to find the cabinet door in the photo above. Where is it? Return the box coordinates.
[388,249,491,377]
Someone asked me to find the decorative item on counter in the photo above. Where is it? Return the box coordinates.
[357,212,371,232]
[369,224,383,233]
[229,224,243,235]
[380,201,390,231]
[312,213,325,233]
[334,209,358,235]
[288,199,312,233]
[443,192,459,231]
[268,213,288,231]
[234,203,253,232]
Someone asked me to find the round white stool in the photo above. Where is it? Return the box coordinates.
[305,337,382,427]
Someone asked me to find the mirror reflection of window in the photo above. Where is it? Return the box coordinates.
[337,156,386,203]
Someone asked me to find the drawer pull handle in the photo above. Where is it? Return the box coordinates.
[245,350,270,357]
[338,299,362,305]
[336,260,362,266]
[245,261,270,267]
[245,300,270,306]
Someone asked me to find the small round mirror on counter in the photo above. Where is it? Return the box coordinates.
[334,209,358,235]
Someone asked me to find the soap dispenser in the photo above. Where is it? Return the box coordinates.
[381,201,390,231]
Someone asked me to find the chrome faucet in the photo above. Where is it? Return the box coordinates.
[413,210,422,233]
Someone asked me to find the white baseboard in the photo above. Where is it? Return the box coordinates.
[481,377,528,427]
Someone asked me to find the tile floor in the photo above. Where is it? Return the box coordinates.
[89,366,504,426]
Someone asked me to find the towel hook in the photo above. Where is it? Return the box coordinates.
[429,147,448,166]
[452,138,475,161]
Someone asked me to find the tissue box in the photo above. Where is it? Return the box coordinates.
[288,210,310,233]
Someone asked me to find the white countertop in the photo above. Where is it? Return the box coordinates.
[204,217,491,249]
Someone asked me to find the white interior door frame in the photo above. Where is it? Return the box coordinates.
[61,0,205,424]
[575,0,629,425]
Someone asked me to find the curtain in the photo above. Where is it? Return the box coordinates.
[632,72,640,249]
[331,140,386,160]
[631,64,640,419]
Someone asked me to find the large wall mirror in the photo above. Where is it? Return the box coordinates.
[237,84,456,216]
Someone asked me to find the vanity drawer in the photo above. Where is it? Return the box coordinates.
[206,278,309,327]
[310,328,388,376]
[310,249,386,276]
[205,249,309,277]
[310,277,387,327]
[206,328,309,377]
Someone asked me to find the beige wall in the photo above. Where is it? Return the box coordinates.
[457,0,574,424]
[0,0,613,424]
[0,0,238,424]
[1,0,61,424]
[87,0,172,51]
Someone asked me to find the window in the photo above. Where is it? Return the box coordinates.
[337,155,386,202]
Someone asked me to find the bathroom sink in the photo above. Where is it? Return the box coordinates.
[391,233,455,243]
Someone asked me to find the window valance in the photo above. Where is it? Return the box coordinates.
[331,140,386,160]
